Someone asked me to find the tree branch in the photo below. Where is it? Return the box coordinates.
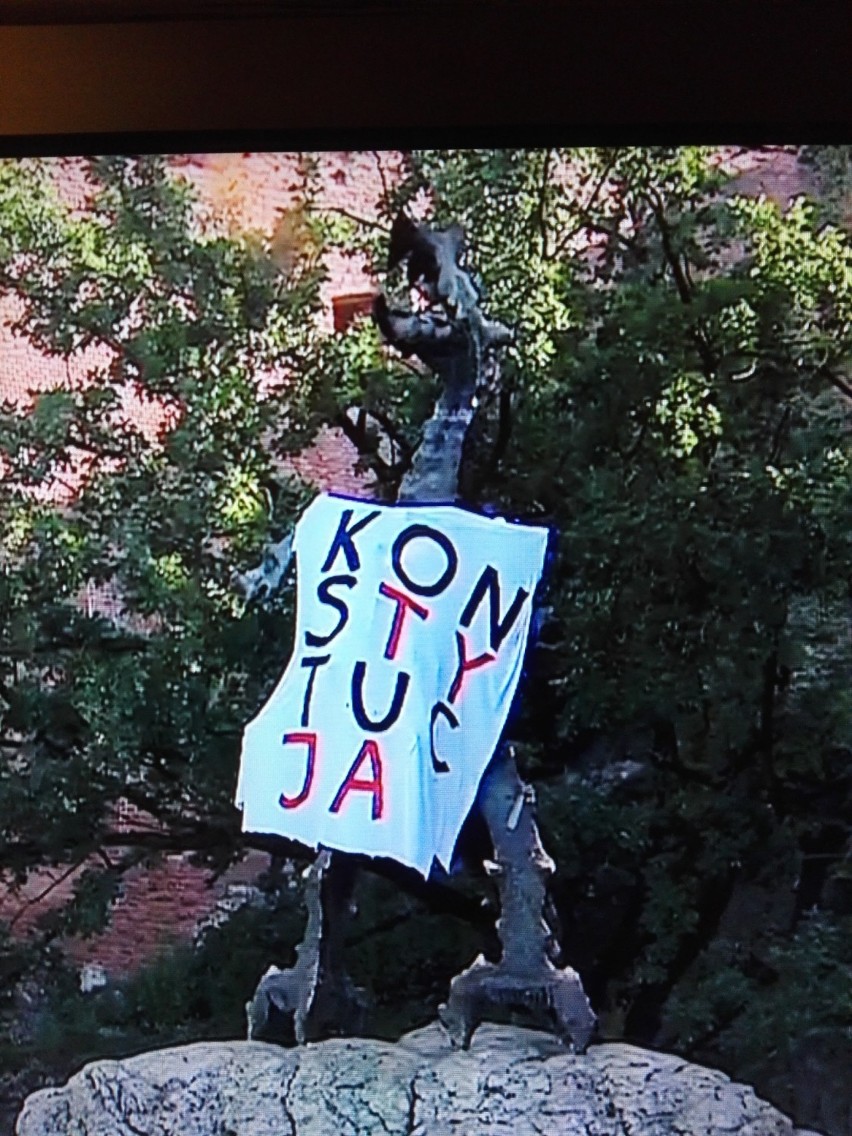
[0,635,150,660]
[335,409,394,477]
[548,151,622,263]
[6,855,92,931]
[582,151,619,216]
[371,151,392,212]
[536,148,553,260]
[646,192,692,306]
[769,405,792,464]
[0,825,495,936]
[647,192,718,383]
[320,205,390,234]
[818,365,852,401]
[480,385,513,487]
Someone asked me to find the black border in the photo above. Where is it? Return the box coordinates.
[0,7,848,146]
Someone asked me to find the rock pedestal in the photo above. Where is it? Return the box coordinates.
[16,1022,822,1136]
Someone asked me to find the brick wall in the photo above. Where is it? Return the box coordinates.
[0,795,274,978]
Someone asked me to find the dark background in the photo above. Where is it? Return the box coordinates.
[0,5,847,143]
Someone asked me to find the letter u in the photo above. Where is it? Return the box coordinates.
[351,661,410,732]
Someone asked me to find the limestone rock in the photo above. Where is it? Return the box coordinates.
[16,1022,821,1136]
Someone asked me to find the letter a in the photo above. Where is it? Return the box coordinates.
[329,739,384,820]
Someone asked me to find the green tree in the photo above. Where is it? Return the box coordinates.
[0,155,324,885]
[313,147,852,1096]
[1,149,850,1115]
[0,155,331,1061]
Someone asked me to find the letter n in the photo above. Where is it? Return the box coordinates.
[460,565,529,652]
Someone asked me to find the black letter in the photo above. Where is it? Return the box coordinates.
[321,508,380,573]
[351,660,410,732]
[300,655,330,727]
[429,701,458,773]
[460,565,529,652]
[391,523,458,597]
[305,574,355,647]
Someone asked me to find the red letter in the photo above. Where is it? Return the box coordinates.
[329,739,384,820]
[279,732,317,809]
[448,631,495,704]
[379,581,429,660]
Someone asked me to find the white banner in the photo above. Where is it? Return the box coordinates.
[235,493,548,876]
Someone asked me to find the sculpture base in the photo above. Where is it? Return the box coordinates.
[438,954,597,1053]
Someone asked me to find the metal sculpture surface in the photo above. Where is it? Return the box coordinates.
[243,215,596,1053]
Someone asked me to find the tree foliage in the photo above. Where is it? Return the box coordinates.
[0,148,850,1116]
[0,155,323,883]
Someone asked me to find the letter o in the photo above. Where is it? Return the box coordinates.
[391,524,458,597]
